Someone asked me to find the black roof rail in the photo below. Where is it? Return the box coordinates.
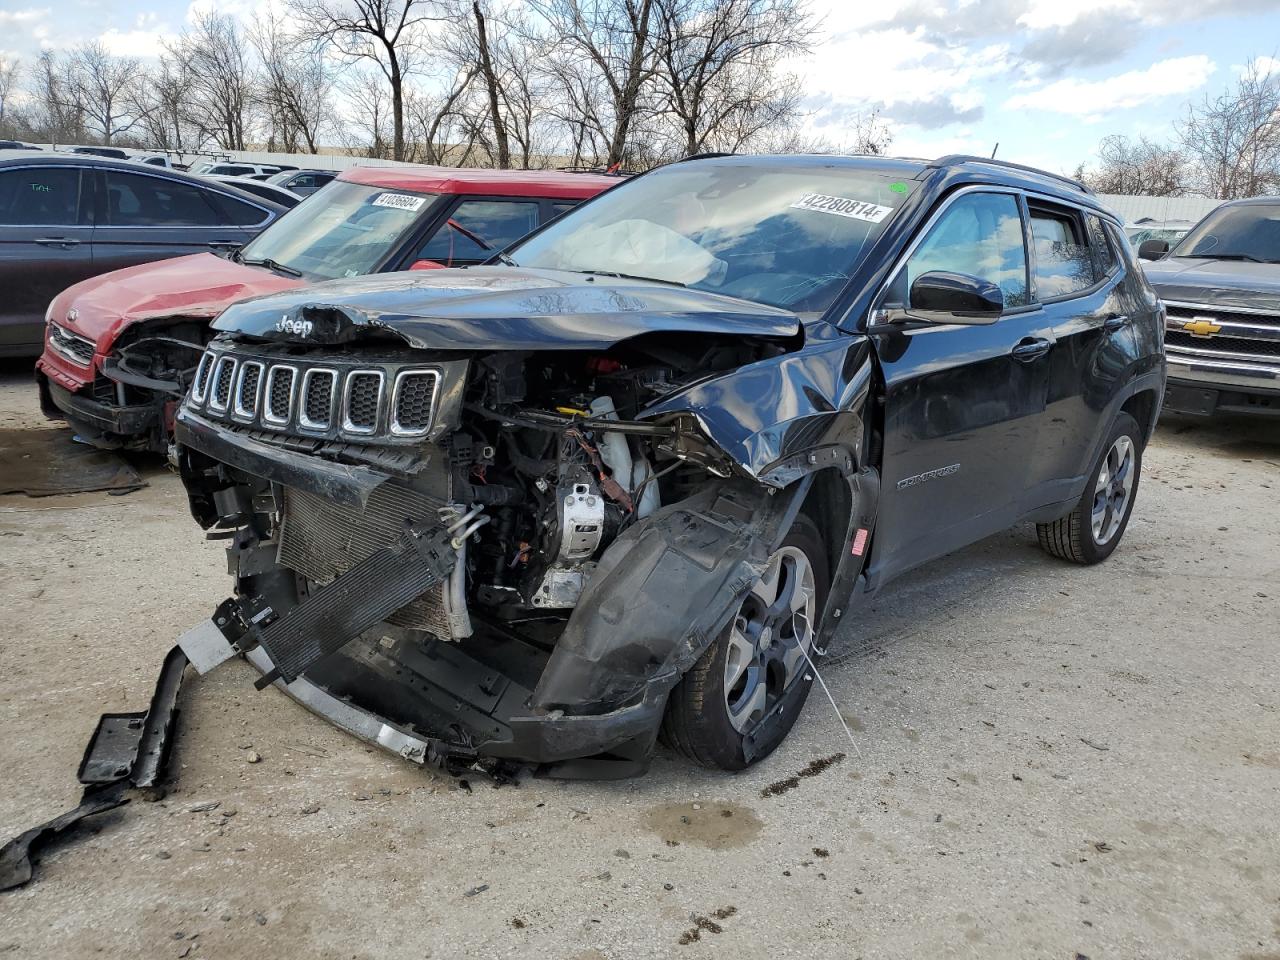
[678,152,736,163]
[926,154,1095,196]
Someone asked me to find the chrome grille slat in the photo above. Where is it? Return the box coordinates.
[392,371,439,436]
[299,368,337,430]
[192,352,214,402]
[343,370,383,434]
[210,356,236,411]
[233,361,264,419]
[264,366,297,425]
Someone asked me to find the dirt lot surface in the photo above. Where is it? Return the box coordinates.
[1,358,1278,960]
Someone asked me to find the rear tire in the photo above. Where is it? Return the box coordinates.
[661,514,830,770]
[1037,411,1142,565]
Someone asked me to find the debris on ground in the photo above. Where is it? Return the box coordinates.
[761,753,847,797]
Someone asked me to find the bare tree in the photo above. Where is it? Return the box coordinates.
[250,13,337,153]
[1179,58,1280,199]
[530,0,661,169]
[653,0,813,156]
[131,55,195,151]
[290,0,444,160]
[339,68,395,158]
[30,50,87,144]
[469,1,510,167]
[1081,134,1187,196]
[404,64,478,163]
[170,12,258,150]
[0,58,19,133]
[66,42,143,145]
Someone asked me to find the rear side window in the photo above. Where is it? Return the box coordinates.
[208,190,273,224]
[417,199,540,263]
[551,201,577,217]
[901,192,1029,308]
[0,167,83,225]
[104,171,226,227]
[1087,215,1118,277]
[1029,206,1097,298]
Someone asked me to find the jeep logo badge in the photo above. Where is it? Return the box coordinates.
[275,315,314,338]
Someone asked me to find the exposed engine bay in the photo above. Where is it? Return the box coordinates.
[175,327,832,777]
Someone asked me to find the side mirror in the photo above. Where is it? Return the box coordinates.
[1137,239,1169,261]
[902,271,1003,325]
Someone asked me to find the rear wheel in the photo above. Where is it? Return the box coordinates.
[661,514,830,770]
[1037,411,1142,565]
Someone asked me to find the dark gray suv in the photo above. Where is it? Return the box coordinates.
[0,154,287,357]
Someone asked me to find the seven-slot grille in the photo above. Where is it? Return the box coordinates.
[49,324,95,366]
[186,346,440,443]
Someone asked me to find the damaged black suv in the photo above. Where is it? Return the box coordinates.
[174,154,1165,778]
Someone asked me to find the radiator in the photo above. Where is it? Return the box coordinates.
[278,482,452,638]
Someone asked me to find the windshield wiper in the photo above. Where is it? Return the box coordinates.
[578,269,687,288]
[241,256,303,278]
[1181,253,1269,263]
[495,251,517,266]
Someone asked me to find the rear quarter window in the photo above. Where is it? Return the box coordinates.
[1029,206,1097,299]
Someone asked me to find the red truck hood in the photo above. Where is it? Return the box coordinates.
[52,253,303,350]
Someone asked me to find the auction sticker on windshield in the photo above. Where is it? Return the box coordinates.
[372,193,427,212]
[790,193,893,223]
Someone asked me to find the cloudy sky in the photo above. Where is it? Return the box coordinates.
[1,0,1277,173]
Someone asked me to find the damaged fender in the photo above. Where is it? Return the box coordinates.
[642,329,874,485]
[532,480,808,716]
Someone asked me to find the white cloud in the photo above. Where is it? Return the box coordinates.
[1018,0,1136,30]
[0,7,49,25]
[99,12,173,58]
[99,26,173,58]
[1003,54,1215,115]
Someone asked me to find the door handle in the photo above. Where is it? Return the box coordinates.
[1102,314,1129,332]
[1011,337,1052,362]
[35,237,80,248]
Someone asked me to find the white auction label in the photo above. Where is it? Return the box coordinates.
[371,192,427,212]
[790,193,893,223]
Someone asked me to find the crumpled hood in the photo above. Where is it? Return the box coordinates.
[212,267,801,350]
[1143,257,1280,311]
[53,253,303,350]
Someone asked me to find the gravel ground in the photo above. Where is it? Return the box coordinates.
[1,357,1278,960]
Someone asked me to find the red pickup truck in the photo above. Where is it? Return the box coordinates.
[36,165,617,452]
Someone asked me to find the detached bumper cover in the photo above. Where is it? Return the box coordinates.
[0,646,188,891]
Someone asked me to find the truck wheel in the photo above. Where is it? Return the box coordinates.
[661,514,830,770]
[1037,411,1143,565]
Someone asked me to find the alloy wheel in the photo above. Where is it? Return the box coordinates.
[1092,435,1135,545]
[723,545,818,733]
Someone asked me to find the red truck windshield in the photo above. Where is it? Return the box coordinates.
[238,181,437,280]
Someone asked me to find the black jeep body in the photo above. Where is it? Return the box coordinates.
[173,154,1165,779]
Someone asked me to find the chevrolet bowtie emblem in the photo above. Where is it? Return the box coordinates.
[1182,317,1222,337]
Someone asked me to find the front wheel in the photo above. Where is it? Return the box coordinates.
[1037,411,1143,565]
[661,514,830,770]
